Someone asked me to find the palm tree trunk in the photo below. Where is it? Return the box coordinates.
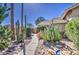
[11,3,15,40]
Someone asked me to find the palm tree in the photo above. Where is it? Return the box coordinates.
[11,3,15,40]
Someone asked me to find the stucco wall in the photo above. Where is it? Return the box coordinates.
[53,23,66,32]
[65,7,79,20]
[59,6,79,33]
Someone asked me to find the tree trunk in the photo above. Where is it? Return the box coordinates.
[11,3,15,40]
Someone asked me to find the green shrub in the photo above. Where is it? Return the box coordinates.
[37,26,46,32]
[26,28,31,37]
[65,17,79,49]
[0,43,6,50]
[0,42,9,50]
[0,25,12,50]
[40,27,61,42]
[53,28,62,42]
[16,33,23,43]
[40,27,52,41]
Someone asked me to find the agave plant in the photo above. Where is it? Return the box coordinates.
[0,5,10,24]
[0,25,12,50]
[0,5,11,50]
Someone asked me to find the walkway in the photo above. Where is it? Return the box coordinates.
[25,34,39,55]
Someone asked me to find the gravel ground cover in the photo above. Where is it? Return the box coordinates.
[0,38,31,55]
[35,40,79,55]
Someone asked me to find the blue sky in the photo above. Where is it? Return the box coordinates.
[2,3,74,27]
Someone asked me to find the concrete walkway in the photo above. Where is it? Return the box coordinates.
[25,34,39,55]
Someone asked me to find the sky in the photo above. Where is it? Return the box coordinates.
[2,3,74,27]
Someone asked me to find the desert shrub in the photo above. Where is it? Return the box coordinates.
[0,42,9,50]
[16,33,24,43]
[65,17,79,49]
[37,26,46,32]
[16,20,24,43]
[40,27,62,42]
[0,25,12,50]
[53,27,62,42]
[26,28,31,37]
[40,27,52,41]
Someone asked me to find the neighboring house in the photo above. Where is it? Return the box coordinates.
[38,3,79,32]
[61,3,79,21]
[38,17,67,32]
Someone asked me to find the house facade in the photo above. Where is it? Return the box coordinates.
[38,3,79,33]
[38,17,67,32]
[62,4,79,21]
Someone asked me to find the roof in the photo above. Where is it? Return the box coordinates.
[37,17,67,26]
[61,3,79,19]
[38,4,79,27]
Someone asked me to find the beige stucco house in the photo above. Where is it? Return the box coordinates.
[38,17,67,32]
[61,3,79,21]
[38,3,79,32]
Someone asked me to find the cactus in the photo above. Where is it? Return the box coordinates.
[16,20,23,43]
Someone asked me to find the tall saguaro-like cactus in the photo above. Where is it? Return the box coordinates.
[16,20,20,43]
[11,3,15,40]
[21,3,24,38]
[25,16,27,38]
[4,3,7,7]
[0,3,2,6]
